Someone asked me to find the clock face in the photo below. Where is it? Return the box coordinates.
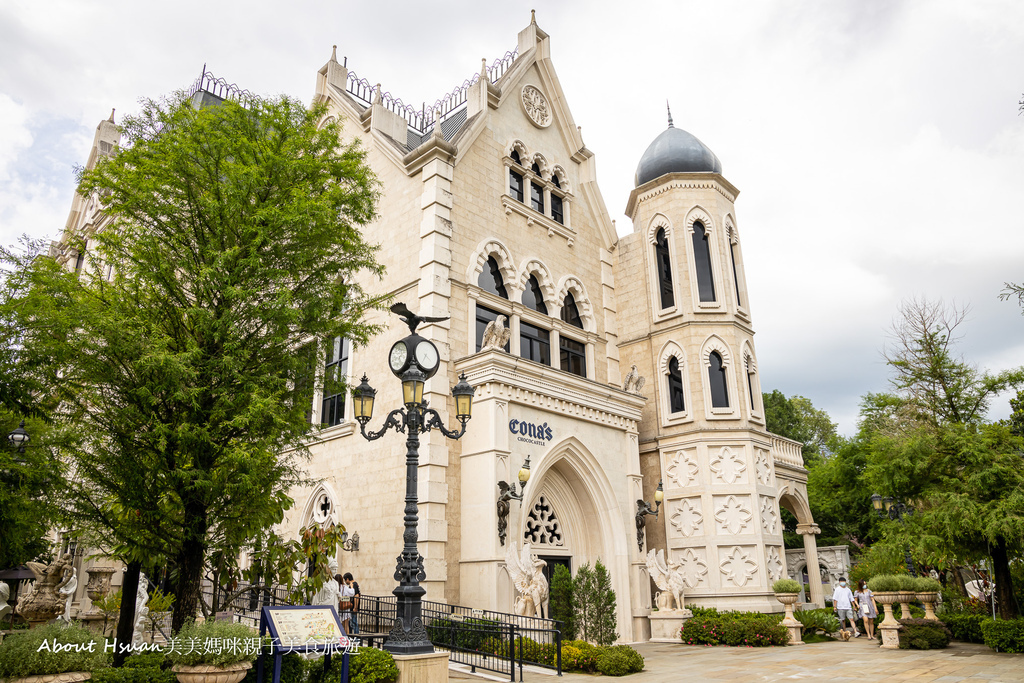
[416,340,439,372]
[389,341,408,374]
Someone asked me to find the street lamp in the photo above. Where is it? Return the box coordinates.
[340,530,359,552]
[353,303,474,655]
[7,419,30,452]
[870,492,918,576]
[635,480,664,552]
[496,455,532,546]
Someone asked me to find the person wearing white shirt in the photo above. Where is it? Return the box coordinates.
[832,576,860,637]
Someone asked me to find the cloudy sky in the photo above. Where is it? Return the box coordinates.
[2,0,1022,434]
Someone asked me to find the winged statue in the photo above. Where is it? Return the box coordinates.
[481,315,512,351]
[623,365,646,394]
[505,541,549,618]
[0,582,11,622]
[390,302,450,334]
[645,549,685,611]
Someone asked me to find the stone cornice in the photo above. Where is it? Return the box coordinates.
[453,350,644,431]
[625,172,741,219]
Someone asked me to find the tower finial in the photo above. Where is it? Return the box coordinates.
[108,108,115,123]
[667,100,674,128]
[331,45,338,62]
[432,109,443,140]
[531,9,536,24]
[373,83,382,105]
[481,57,489,84]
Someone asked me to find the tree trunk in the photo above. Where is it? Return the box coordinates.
[171,501,208,633]
[991,537,1019,620]
[113,560,142,668]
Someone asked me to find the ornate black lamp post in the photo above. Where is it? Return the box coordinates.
[352,304,474,655]
[635,480,664,552]
[496,455,532,546]
[871,493,918,576]
[2,419,31,479]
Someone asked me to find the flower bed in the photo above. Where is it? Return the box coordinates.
[679,607,788,647]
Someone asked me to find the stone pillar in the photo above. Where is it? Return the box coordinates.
[797,524,824,608]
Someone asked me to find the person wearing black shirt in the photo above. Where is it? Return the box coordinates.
[343,572,361,634]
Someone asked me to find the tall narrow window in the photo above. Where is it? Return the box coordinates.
[509,168,524,202]
[668,357,685,413]
[523,274,548,314]
[730,239,743,307]
[321,337,349,427]
[551,174,561,189]
[476,305,509,352]
[655,228,674,309]
[511,149,522,165]
[708,351,729,408]
[478,256,508,298]
[75,252,85,274]
[560,293,583,329]
[531,162,542,175]
[560,336,586,377]
[550,194,563,224]
[745,356,756,411]
[692,221,716,302]
[292,342,317,424]
[530,181,544,213]
[520,321,550,365]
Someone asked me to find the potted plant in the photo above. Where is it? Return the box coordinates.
[913,577,942,621]
[165,621,258,683]
[772,578,804,645]
[895,574,918,619]
[867,574,903,649]
[0,623,108,683]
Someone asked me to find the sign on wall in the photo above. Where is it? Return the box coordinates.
[509,418,553,446]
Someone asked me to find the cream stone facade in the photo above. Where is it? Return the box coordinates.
[50,15,824,641]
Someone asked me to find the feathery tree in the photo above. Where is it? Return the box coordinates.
[0,93,382,633]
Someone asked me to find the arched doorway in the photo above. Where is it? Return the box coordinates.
[778,481,823,607]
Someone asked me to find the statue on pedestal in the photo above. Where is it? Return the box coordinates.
[15,554,74,625]
[506,542,549,619]
[132,574,149,644]
[58,567,78,623]
[646,549,686,611]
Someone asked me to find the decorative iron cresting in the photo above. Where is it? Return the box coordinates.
[186,66,257,106]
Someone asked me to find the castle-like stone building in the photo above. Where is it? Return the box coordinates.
[54,15,823,642]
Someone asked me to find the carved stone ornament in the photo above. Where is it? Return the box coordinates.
[388,616,431,644]
[710,447,746,484]
[714,495,752,534]
[645,549,685,610]
[15,554,74,624]
[760,496,778,535]
[524,496,563,546]
[670,498,703,537]
[666,450,699,487]
[678,548,709,589]
[766,546,784,582]
[720,546,758,587]
[521,85,552,128]
[755,449,772,485]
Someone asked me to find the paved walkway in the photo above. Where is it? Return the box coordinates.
[449,639,1024,682]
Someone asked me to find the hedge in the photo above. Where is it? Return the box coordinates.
[897,618,951,650]
[595,645,644,676]
[980,619,1024,654]
[0,623,109,679]
[679,608,788,646]
[940,614,987,643]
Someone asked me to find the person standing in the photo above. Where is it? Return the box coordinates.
[336,573,354,635]
[832,576,860,637]
[854,579,878,639]
[344,572,361,635]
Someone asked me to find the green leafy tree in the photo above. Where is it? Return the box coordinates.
[572,563,596,643]
[592,560,618,646]
[0,92,382,633]
[549,564,577,639]
[762,390,840,466]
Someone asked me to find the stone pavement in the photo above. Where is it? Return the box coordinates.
[449,638,1024,682]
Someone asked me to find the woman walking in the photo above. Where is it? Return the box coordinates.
[855,579,878,639]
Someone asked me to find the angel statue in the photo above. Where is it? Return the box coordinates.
[58,567,78,623]
[505,542,549,619]
[0,581,11,622]
[645,549,686,612]
[131,573,150,644]
[481,315,512,351]
[623,365,646,394]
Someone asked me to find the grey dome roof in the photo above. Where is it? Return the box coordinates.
[634,124,722,187]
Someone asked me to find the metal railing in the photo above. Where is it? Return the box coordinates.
[185,66,258,106]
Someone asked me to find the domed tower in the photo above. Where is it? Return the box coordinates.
[614,108,785,614]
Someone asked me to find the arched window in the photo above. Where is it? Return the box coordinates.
[729,230,743,307]
[478,256,508,299]
[655,228,674,309]
[531,162,542,175]
[691,221,716,302]
[745,355,757,411]
[511,149,522,165]
[523,274,547,314]
[560,293,583,329]
[551,174,561,189]
[509,167,524,202]
[668,356,685,413]
[708,351,729,408]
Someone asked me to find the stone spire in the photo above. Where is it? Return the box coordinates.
[667,101,674,129]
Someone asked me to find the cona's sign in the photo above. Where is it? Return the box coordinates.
[509,419,553,445]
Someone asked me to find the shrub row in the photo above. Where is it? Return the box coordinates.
[897,618,951,650]
[940,613,987,643]
[561,640,643,676]
[0,623,109,679]
[792,609,839,635]
[980,619,1024,654]
[679,608,788,647]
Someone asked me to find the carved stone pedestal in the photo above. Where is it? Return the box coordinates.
[918,592,939,620]
[775,593,803,645]
[393,651,449,683]
[874,592,900,650]
[649,609,692,643]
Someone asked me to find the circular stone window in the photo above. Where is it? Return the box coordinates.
[521,85,552,128]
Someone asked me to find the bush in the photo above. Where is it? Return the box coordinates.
[772,579,802,594]
[92,666,177,683]
[679,608,787,647]
[940,613,987,643]
[793,609,840,635]
[896,575,918,592]
[913,577,942,593]
[549,565,577,640]
[123,653,167,670]
[562,640,599,673]
[981,619,1024,654]
[898,618,951,650]
[349,648,398,683]
[425,617,502,651]
[866,574,904,592]
[0,622,109,678]
[165,620,259,667]
[595,645,644,676]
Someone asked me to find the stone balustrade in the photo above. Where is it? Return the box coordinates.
[770,434,804,469]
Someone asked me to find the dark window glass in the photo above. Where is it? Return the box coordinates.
[530,182,544,213]
[551,174,561,189]
[692,222,716,302]
[321,337,349,426]
[560,336,586,377]
[476,305,509,352]
[531,162,541,175]
[75,252,85,273]
[520,321,550,365]
[510,169,524,202]
[551,194,563,225]
[730,241,743,307]
[746,357,756,410]
[478,255,508,299]
[560,293,583,329]
[708,351,729,408]
[655,228,674,309]
[668,357,685,413]
[292,342,317,424]
[523,274,548,314]
[511,149,521,165]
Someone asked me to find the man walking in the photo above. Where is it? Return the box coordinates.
[343,572,361,635]
[832,576,860,638]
